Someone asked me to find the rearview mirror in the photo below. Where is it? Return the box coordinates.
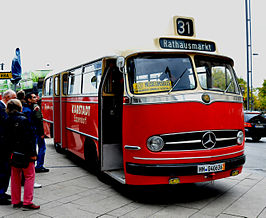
[116,56,125,73]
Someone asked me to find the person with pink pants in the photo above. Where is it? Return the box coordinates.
[11,162,35,207]
[5,99,40,210]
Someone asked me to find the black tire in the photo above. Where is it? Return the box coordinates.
[84,140,100,174]
[54,142,64,154]
[252,136,261,142]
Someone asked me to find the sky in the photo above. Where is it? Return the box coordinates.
[0,0,265,88]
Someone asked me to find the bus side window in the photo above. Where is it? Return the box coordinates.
[68,68,82,95]
[62,74,68,95]
[45,77,53,96]
[44,78,50,96]
[83,61,102,95]
[50,78,53,96]
[54,76,60,96]
[68,75,74,95]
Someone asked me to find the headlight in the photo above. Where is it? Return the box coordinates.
[147,136,164,152]
[237,131,244,145]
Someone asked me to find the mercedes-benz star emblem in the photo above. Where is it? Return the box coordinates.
[202,131,216,149]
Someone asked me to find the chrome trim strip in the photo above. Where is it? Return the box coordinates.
[62,101,98,104]
[64,94,98,98]
[161,145,239,152]
[43,119,53,124]
[165,137,236,145]
[66,127,99,141]
[165,140,201,145]
[216,137,237,141]
[124,145,141,150]
[128,92,243,105]
[42,100,53,102]
[161,129,238,137]
[133,149,244,160]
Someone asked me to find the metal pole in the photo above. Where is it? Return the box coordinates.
[249,1,253,111]
[245,0,252,111]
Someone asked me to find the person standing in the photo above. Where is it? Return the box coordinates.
[16,90,26,106]
[23,94,43,188]
[6,99,40,210]
[32,93,49,173]
[0,90,16,205]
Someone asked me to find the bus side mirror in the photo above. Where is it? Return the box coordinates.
[116,57,125,73]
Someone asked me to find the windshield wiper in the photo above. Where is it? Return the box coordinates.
[168,68,188,94]
[224,80,233,93]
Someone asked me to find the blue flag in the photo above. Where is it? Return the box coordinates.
[11,48,22,84]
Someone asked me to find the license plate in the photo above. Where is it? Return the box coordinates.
[197,163,225,174]
[255,124,264,128]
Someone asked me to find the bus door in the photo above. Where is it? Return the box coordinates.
[99,59,124,175]
[53,74,62,151]
[60,73,69,150]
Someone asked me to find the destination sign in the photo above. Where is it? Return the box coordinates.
[0,72,12,79]
[175,17,194,37]
[159,38,216,52]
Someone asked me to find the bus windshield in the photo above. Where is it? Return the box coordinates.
[127,54,196,94]
[194,55,240,94]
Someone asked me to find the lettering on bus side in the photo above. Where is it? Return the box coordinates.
[72,105,91,124]
[44,104,53,110]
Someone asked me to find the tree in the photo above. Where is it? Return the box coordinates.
[237,77,247,109]
[257,80,266,111]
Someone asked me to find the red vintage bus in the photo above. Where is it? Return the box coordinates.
[42,17,245,185]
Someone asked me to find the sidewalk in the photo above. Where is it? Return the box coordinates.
[1,138,266,218]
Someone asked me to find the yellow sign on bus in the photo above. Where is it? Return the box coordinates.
[0,72,12,79]
[133,80,172,94]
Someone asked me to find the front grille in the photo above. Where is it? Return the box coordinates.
[160,130,239,151]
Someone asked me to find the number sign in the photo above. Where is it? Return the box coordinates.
[174,16,195,37]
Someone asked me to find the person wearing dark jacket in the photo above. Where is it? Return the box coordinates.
[0,90,16,205]
[31,93,49,173]
[6,99,40,210]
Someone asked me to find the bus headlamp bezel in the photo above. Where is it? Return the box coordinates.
[147,136,164,152]
[237,131,244,145]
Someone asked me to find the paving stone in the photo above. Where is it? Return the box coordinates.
[106,202,141,217]
[224,178,266,217]
[40,203,99,218]
[79,194,132,214]
[151,205,198,218]
[119,204,165,218]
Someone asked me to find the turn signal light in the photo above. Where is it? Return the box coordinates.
[169,177,180,184]
[231,170,239,176]
[244,122,252,127]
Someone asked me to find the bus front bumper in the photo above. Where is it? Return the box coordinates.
[126,155,245,176]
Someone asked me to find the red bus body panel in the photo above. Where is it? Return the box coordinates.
[42,97,54,138]
[122,101,244,185]
[63,96,99,159]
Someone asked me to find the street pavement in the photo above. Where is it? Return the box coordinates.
[1,138,266,218]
